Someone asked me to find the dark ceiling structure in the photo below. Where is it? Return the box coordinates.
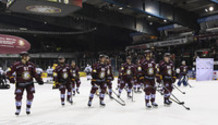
[0,0,217,52]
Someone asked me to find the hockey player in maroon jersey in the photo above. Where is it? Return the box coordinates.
[141,50,158,108]
[118,56,136,98]
[7,52,44,115]
[53,56,73,106]
[88,55,108,107]
[177,60,189,86]
[157,53,177,105]
[134,58,143,93]
[70,60,81,95]
[105,56,114,98]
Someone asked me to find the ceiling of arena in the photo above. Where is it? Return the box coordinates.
[0,0,217,51]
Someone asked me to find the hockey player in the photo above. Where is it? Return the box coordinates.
[46,66,53,82]
[0,69,10,89]
[177,60,188,87]
[36,66,43,78]
[0,67,5,86]
[134,58,143,93]
[53,56,73,106]
[157,53,176,105]
[0,67,3,74]
[88,55,108,107]
[141,50,158,108]
[7,52,44,115]
[105,56,114,98]
[70,60,81,95]
[84,64,92,80]
[118,56,136,98]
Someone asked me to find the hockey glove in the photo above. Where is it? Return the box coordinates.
[172,76,177,83]
[38,81,44,85]
[9,77,15,84]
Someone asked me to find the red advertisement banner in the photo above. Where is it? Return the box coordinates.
[0,34,31,54]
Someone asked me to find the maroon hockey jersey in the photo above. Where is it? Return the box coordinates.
[91,62,108,81]
[7,61,42,83]
[53,64,72,84]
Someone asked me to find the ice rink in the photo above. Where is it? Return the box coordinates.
[0,78,218,125]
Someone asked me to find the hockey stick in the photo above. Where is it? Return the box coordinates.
[162,85,191,110]
[169,97,184,105]
[187,83,192,88]
[162,85,184,104]
[185,76,193,88]
[173,85,186,94]
[156,88,190,110]
[112,90,126,104]
[169,97,190,110]
[109,95,126,106]
[33,81,51,84]
[131,88,134,102]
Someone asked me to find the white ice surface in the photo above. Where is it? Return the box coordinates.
[0,78,218,125]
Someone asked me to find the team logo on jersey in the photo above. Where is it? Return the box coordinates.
[167,69,172,75]
[72,70,76,77]
[62,72,68,79]
[99,71,105,79]
[99,68,106,78]
[22,71,31,80]
[126,69,131,75]
[121,67,124,70]
[137,66,142,71]
[148,68,154,75]
[107,69,111,75]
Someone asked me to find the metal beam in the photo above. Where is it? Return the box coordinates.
[209,0,218,4]
[1,4,158,36]
[102,0,200,32]
[0,13,94,32]
[75,3,159,35]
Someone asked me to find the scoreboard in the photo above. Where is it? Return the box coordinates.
[8,0,83,16]
[47,0,82,7]
[6,0,82,8]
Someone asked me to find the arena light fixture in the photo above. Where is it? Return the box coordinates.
[118,7,123,10]
[205,8,208,12]
[19,27,28,31]
[145,7,153,13]
[209,6,214,12]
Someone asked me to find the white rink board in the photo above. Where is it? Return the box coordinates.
[0,78,218,125]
